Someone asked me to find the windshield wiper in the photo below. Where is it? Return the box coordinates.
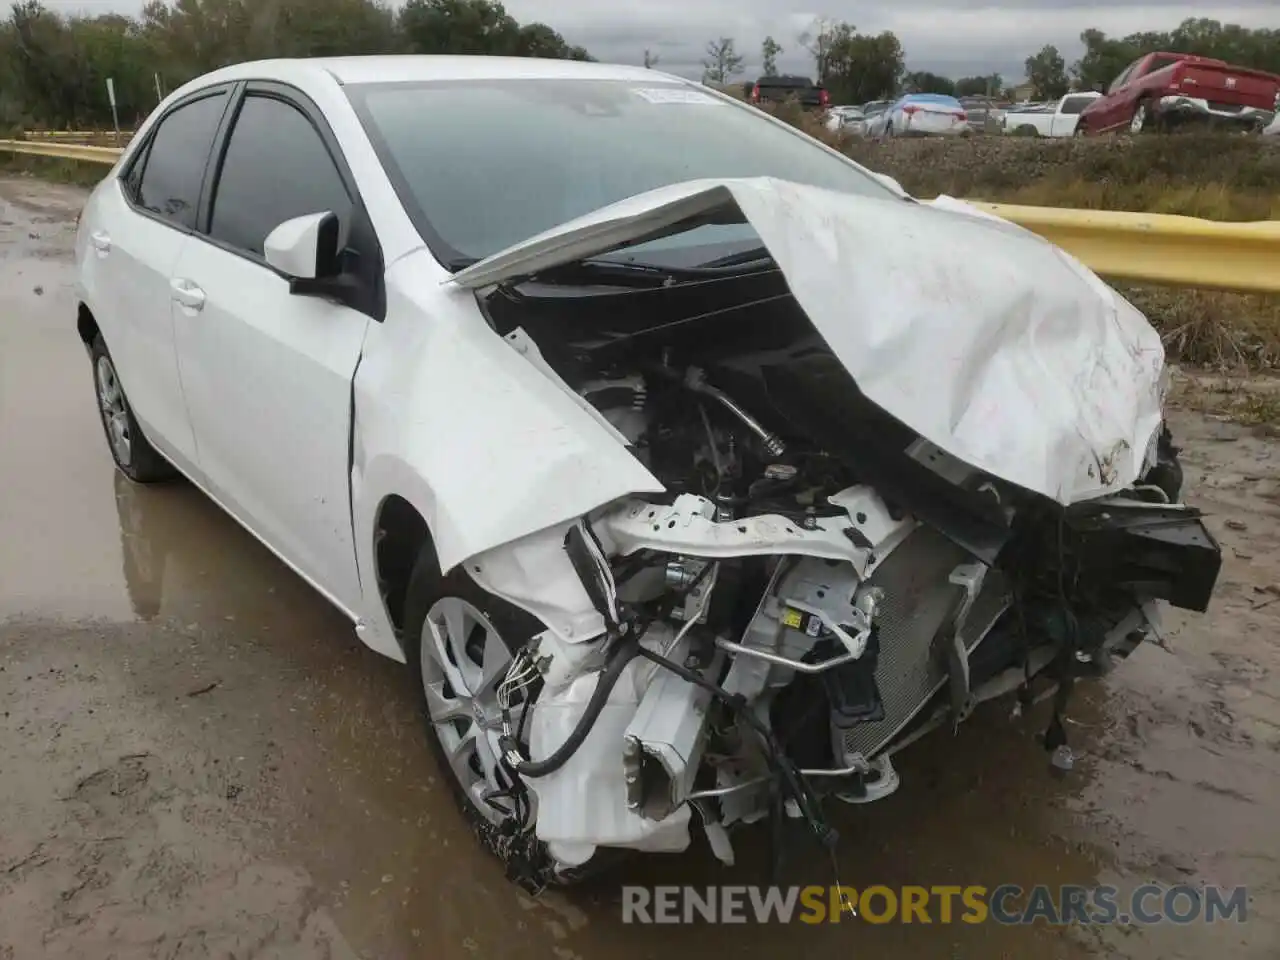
[696,245,773,269]
[528,258,683,289]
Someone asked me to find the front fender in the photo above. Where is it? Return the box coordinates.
[350,256,663,653]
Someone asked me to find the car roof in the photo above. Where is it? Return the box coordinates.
[188,55,686,90]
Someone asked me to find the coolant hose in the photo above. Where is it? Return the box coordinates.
[502,636,640,779]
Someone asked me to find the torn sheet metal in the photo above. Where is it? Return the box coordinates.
[450,177,1165,505]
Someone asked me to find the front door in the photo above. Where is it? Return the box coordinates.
[171,87,377,614]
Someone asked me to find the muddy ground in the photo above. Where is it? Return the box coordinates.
[2,176,1278,959]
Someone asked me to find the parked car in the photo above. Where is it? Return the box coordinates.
[824,105,866,134]
[748,74,829,111]
[75,55,1220,890]
[959,96,1009,133]
[1003,92,1102,137]
[866,93,970,138]
[860,99,892,121]
[1078,51,1280,135]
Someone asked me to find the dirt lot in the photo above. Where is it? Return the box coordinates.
[2,176,1279,959]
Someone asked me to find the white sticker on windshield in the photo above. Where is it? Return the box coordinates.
[632,87,725,105]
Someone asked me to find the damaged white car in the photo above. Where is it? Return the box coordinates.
[75,56,1221,889]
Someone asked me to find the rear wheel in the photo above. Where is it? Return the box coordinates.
[89,335,175,483]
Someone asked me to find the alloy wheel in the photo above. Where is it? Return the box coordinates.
[95,355,132,467]
[419,596,519,824]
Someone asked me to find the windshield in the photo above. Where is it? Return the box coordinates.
[346,78,895,268]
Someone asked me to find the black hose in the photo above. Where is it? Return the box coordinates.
[500,567,712,782]
[502,636,640,779]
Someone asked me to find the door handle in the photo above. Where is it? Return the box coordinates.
[90,230,111,255]
[170,278,206,312]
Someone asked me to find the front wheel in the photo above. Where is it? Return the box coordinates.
[402,545,623,889]
[89,335,175,483]
[1129,101,1151,134]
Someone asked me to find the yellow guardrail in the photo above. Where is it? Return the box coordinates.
[0,139,123,164]
[975,202,1280,296]
[23,130,133,139]
[1,139,1277,296]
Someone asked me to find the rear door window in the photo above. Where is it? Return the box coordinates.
[208,94,352,259]
[134,93,227,230]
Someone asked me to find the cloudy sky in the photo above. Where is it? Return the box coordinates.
[45,0,1280,83]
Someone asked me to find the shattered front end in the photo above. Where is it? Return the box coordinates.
[447,178,1223,883]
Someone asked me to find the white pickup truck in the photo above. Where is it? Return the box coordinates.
[1002,92,1102,137]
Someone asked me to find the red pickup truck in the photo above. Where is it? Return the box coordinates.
[1077,51,1280,135]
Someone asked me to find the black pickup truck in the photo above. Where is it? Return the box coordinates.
[748,75,830,110]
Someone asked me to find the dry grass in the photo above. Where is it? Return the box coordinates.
[834,130,1280,217]
[1169,370,1280,428]
[1120,286,1280,371]
[0,153,108,188]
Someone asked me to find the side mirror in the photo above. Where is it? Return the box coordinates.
[264,211,341,282]
[873,172,906,195]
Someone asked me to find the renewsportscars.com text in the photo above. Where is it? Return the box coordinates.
[621,884,1249,925]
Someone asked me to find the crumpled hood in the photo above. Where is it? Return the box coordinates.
[450,177,1165,505]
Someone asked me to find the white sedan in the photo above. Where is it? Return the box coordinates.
[823,105,866,134]
[75,55,1220,889]
[865,93,971,138]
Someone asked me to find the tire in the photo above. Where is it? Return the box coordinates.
[402,543,624,890]
[89,334,176,483]
[1129,101,1151,134]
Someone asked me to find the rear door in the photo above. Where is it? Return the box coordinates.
[170,83,380,614]
[83,89,231,475]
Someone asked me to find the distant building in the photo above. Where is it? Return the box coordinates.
[1010,81,1036,101]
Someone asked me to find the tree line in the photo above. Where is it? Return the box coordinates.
[0,0,591,129]
[703,17,1279,104]
[3,2,1278,129]
[1027,19,1280,100]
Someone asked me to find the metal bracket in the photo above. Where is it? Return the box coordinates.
[943,562,986,731]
